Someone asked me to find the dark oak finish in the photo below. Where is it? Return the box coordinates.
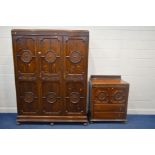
[12,29,89,123]
[89,75,129,122]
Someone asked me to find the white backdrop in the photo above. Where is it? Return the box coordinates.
[0,26,155,114]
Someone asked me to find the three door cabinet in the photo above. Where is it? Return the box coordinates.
[12,29,89,124]
[89,75,129,122]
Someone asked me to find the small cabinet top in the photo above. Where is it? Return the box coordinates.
[90,75,129,86]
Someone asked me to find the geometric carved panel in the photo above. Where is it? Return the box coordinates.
[21,50,33,63]
[46,92,57,104]
[66,74,84,81]
[97,91,109,103]
[70,92,80,104]
[111,90,126,104]
[45,51,57,63]
[41,73,60,81]
[24,92,34,103]
[69,51,82,64]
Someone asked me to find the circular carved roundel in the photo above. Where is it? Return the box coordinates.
[97,91,108,102]
[69,51,82,64]
[70,92,80,104]
[47,92,57,103]
[113,90,124,101]
[21,50,33,63]
[24,92,34,103]
[45,51,57,63]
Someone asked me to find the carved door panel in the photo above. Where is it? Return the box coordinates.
[110,87,128,104]
[38,36,63,115]
[92,87,110,104]
[92,87,128,104]
[63,36,88,115]
[13,36,39,115]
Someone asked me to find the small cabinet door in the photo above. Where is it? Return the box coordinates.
[38,36,64,115]
[63,36,88,115]
[92,86,128,104]
[13,36,39,115]
[110,87,129,104]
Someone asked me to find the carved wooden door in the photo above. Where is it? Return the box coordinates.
[13,36,39,115]
[38,36,63,115]
[63,36,88,115]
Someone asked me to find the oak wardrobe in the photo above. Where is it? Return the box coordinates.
[12,29,89,124]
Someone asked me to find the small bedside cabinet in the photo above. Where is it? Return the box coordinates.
[89,75,129,122]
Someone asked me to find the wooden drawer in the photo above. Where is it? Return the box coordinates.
[94,104,125,112]
[93,112,126,120]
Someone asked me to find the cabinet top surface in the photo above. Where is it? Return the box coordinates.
[90,75,129,85]
[12,29,89,36]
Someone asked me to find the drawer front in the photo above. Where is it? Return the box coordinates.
[94,104,125,112]
[93,112,126,120]
[91,86,129,104]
